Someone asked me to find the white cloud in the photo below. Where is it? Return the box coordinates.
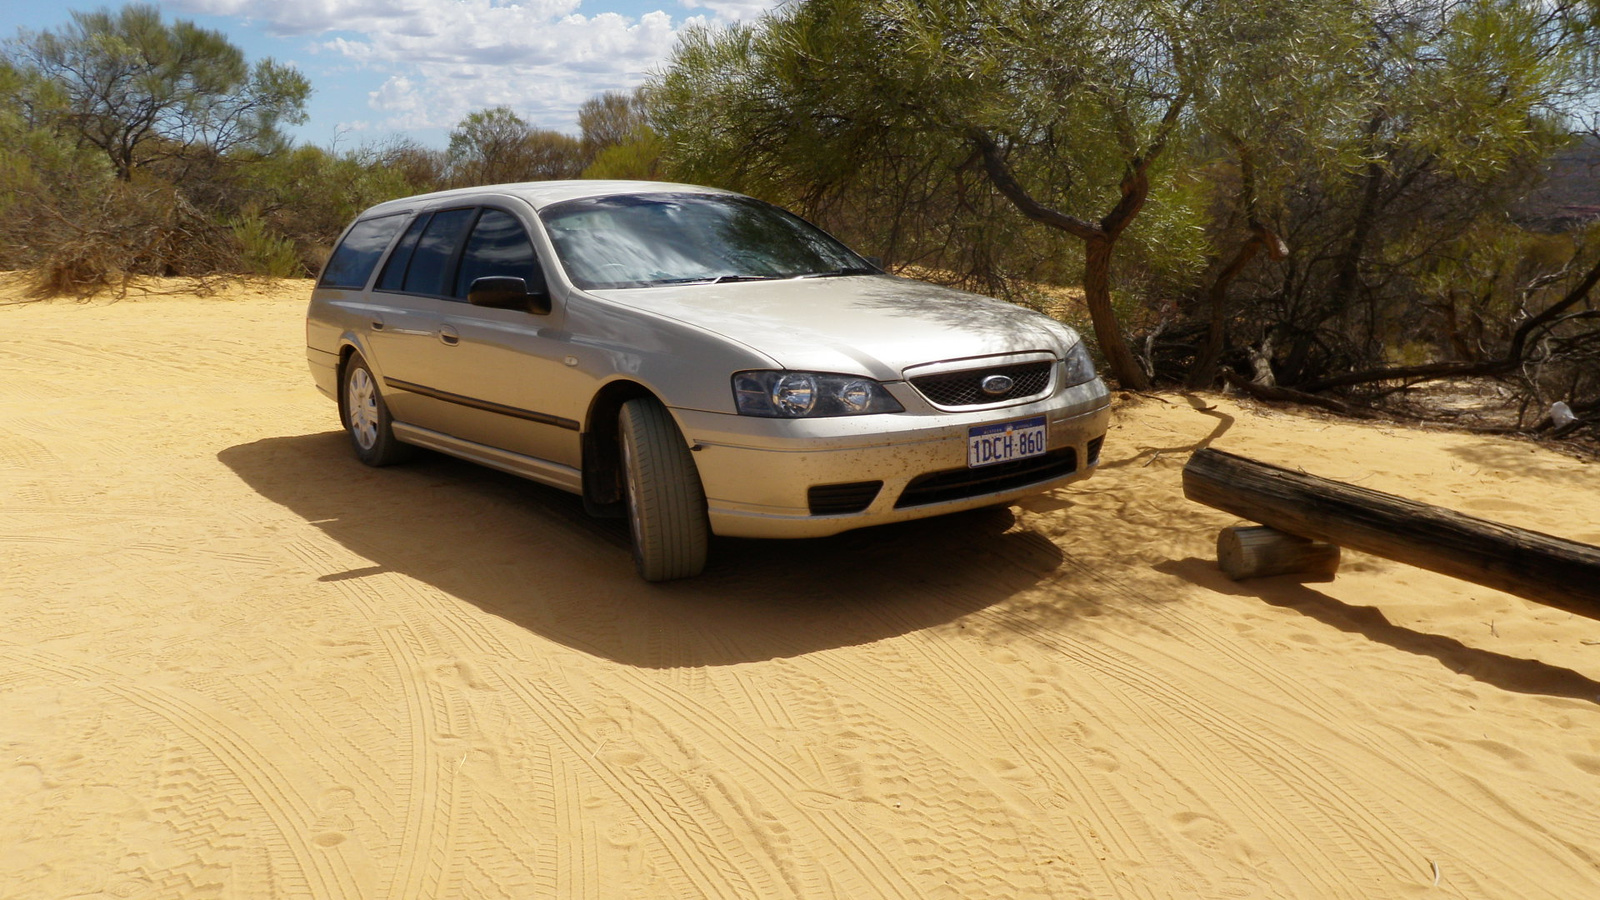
[678,0,775,23]
[347,9,684,129]
[368,75,421,114]
[167,0,780,134]
[173,0,585,38]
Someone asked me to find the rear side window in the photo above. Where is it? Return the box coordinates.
[319,214,407,289]
[454,209,544,297]
[376,214,429,292]
[401,208,477,297]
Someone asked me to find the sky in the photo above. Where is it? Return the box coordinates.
[3,0,782,149]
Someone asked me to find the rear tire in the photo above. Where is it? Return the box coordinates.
[342,354,412,467]
[619,397,709,581]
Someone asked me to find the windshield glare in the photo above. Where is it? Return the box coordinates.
[539,193,873,290]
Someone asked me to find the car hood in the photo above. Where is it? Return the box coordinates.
[586,275,1080,380]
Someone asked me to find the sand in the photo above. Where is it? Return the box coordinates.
[2,274,1599,899]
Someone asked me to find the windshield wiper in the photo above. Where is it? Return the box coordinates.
[647,274,781,286]
[797,266,879,279]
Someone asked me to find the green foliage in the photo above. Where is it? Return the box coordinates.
[1183,0,1587,388]
[9,4,309,180]
[652,9,1069,293]
[448,107,532,185]
[579,90,645,161]
[247,141,438,273]
[4,6,680,289]
[651,0,1596,410]
[520,130,584,181]
[231,214,302,278]
[2,0,1592,423]
[651,0,1286,386]
[446,107,584,187]
[583,127,666,180]
[1381,0,1571,179]
[1115,162,1213,303]
[0,61,115,271]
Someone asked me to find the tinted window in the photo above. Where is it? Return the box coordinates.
[320,214,407,289]
[376,214,429,292]
[402,208,477,297]
[454,209,544,298]
[539,193,871,290]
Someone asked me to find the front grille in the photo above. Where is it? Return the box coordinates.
[895,448,1078,509]
[1087,436,1104,466]
[910,361,1053,407]
[808,481,883,515]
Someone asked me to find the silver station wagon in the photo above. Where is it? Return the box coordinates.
[306,181,1111,580]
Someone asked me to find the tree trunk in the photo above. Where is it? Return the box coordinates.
[1189,239,1263,389]
[969,130,1153,391]
[1329,117,1388,317]
[1084,237,1150,390]
[1188,139,1286,389]
[1183,448,1600,614]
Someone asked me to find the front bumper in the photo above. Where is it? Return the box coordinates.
[675,379,1112,538]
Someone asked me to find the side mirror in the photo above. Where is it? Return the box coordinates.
[468,276,552,314]
[864,256,885,270]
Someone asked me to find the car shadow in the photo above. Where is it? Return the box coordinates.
[1156,557,1600,704]
[218,432,1068,668]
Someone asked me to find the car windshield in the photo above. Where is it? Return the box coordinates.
[538,192,875,290]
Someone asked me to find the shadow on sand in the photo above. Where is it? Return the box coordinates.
[1158,557,1600,704]
[220,432,1072,668]
[1099,393,1235,470]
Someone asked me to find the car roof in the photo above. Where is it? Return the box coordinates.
[357,180,739,218]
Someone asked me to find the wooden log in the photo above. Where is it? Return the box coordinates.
[1217,525,1340,581]
[1183,448,1600,614]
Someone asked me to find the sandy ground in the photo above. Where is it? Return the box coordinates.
[3,275,1600,900]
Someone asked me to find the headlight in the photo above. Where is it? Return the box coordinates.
[1061,341,1097,387]
[733,371,905,417]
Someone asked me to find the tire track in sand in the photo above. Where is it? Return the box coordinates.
[939,557,1572,897]
[319,574,466,900]
[749,545,1411,896]
[313,564,557,900]
[500,667,794,899]
[965,600,1411,894]
[609,669,933,900]
[799,643,1145,899]
[1029,553,1600,894]
[10,648,372,899]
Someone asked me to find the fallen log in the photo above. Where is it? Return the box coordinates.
[1183,448,1600,614]
[1217,525,1340,581]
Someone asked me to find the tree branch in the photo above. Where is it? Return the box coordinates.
[968,130,1103,241]
[1297,254,1600,393]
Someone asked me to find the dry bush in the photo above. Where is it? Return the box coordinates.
[25,179,244,298]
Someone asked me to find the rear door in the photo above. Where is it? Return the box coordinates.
[363,207,479,430]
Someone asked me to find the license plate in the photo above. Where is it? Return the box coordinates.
[967,416,1048,468]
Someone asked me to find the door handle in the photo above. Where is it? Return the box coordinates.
[437,324,460,346]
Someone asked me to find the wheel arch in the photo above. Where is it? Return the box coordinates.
[334,342,364,426]
[582,379,669,518]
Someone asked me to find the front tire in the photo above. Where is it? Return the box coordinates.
[342,354,411,467]
[619,398,709,581]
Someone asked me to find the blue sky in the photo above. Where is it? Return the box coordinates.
[4,0,779,149]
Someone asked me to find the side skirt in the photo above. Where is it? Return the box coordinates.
[391,422,584,495]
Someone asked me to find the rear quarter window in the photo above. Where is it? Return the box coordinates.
[319,214,409,289]
[400,208,478,297]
